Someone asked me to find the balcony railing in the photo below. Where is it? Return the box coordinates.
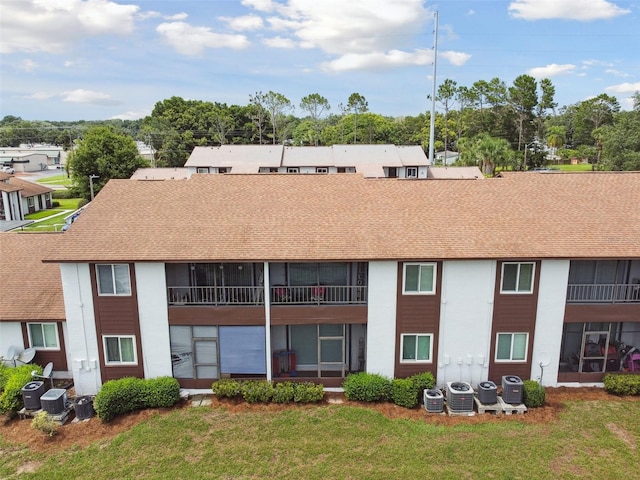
[271,285,367,305]
[167,285,368,306]
[168,286,263,305]
[566,283,640,303]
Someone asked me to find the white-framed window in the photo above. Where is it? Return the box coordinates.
[403,263,436,294]
[495,333,528,362]
[400,334,433,363]
[316,167,328,174]
[406,167,418,178]
[96,264,131,296]
[287,167,300,173]
[217,167,228,174]
[27,323,59,350]
[196,167,210,173]
[103,335,137,365]
[501,262,535,294]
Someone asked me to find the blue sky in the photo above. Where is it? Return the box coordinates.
[1,0,639,121]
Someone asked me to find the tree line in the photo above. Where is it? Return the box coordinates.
[2,74,639,176]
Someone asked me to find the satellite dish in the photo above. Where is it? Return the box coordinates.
[17,347,36,365]
[42,362,53,378]
[6,346,16,360]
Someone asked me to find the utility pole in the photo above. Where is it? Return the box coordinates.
[428,11,438,167]
[89,175,99,201]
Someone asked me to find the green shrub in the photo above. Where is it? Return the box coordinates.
[94,376,180,422]
[342,372,392,402]
[391,378,419,408]
[212,378,242,398]
[408,371,435,403]
[52,189,76,199]
[523,380,546,407]
[241,380,274,404]
[51,201,60,208]
[0,364,10,391]
[293,382,325,403]
[143,377,181,408]
[603,373,640,395]
[0,364,43,416]
[31,411,59,437]
[272,382,295,403]
[77,198,90,208]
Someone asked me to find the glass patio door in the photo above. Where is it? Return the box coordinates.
[318,325,345,377]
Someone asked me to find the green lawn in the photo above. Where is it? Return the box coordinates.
[23,198,83,232]
[2,399,638,479]
[556,163,593,172]
[36,174,73,187]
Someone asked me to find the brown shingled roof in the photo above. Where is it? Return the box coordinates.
[44,172,640,263]
[0,232,65,321]
[0,176,53,197]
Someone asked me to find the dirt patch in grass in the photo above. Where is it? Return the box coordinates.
[0,387,634,455]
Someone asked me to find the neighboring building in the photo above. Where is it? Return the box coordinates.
[34,172,639,395]
[0,233,69,377]
[0,144,66,172]
[130,168,189,181]
[0,173,53,223]
[427,166,483,179]
[434,150,460,166]
[184,144,430,178]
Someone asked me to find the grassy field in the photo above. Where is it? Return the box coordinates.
[36,174,73,188]
[23,198,83,232]
[556,163,593,172]
[1,399,638,479]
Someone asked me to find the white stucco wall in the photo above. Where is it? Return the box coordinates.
[531,259,570,387]
[438,260,496,388]
[0,322,24,360]
[135,263,172,379]
[59,263,101,395]
[366,261,398,378]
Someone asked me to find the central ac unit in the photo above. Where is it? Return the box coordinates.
[424,388,444,413]
[446,382,474,412]
[21,381,46,410]
[502,375,523,404]
[40,388,67,415]
[477,381,497,404]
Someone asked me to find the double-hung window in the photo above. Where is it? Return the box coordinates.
[403,263,436,294]
[401,334,433,363]
[495,333,528,362]
[27,323,59,350]
[501,262,535,293]
[96,264,131,295]
[103,335,137,365]
[406,167,418,178]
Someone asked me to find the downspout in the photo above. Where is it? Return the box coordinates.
[264,262,272,381]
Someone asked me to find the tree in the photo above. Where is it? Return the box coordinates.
[461,133,513,175]
[534,78,557,141]
[263,91,293,144]
[68,126,148,200]
[299,93,330,146]
[508,74,538,150]
[249,92,268,144]
[347,93,368,143]
[601,110,640,170]
[436,79,458,163]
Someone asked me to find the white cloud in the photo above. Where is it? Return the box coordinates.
[0,0,139,54]
[20,59,38,72]
[604,69,629,78]
[528,63,576,78]
[219,15,264,31]
[62,89,119,105]
[156,21,250,56]
[322,49,434,73]
[262,36,297,48]
[241,0,277,12]
[605,82,640,95]
[440,51,472,66]
[110,110,150,120]
[64,60,78,67]
[508,0,630,21]
[25,92,54,100]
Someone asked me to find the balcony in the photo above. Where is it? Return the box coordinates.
[566,283,640,304]
[271,285,367,305]
[167,285,367,306]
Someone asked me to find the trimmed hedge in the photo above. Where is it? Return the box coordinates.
[0,364,43,416]
[94,376,180,422]
[293,382,325,403]
[272,382,295,403]
[241,380,274,404]
[523,380,546,407]
[212,378,242,399]
[343,372,392,402]
[391,378,418,408]
[603,373,640,395]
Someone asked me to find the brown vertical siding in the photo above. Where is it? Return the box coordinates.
[394,262,441,378]
[21,321,68,371]
[564,303,640,323]
[488,261,541,383]
[90,264,144,383]
[168,305,266,325]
